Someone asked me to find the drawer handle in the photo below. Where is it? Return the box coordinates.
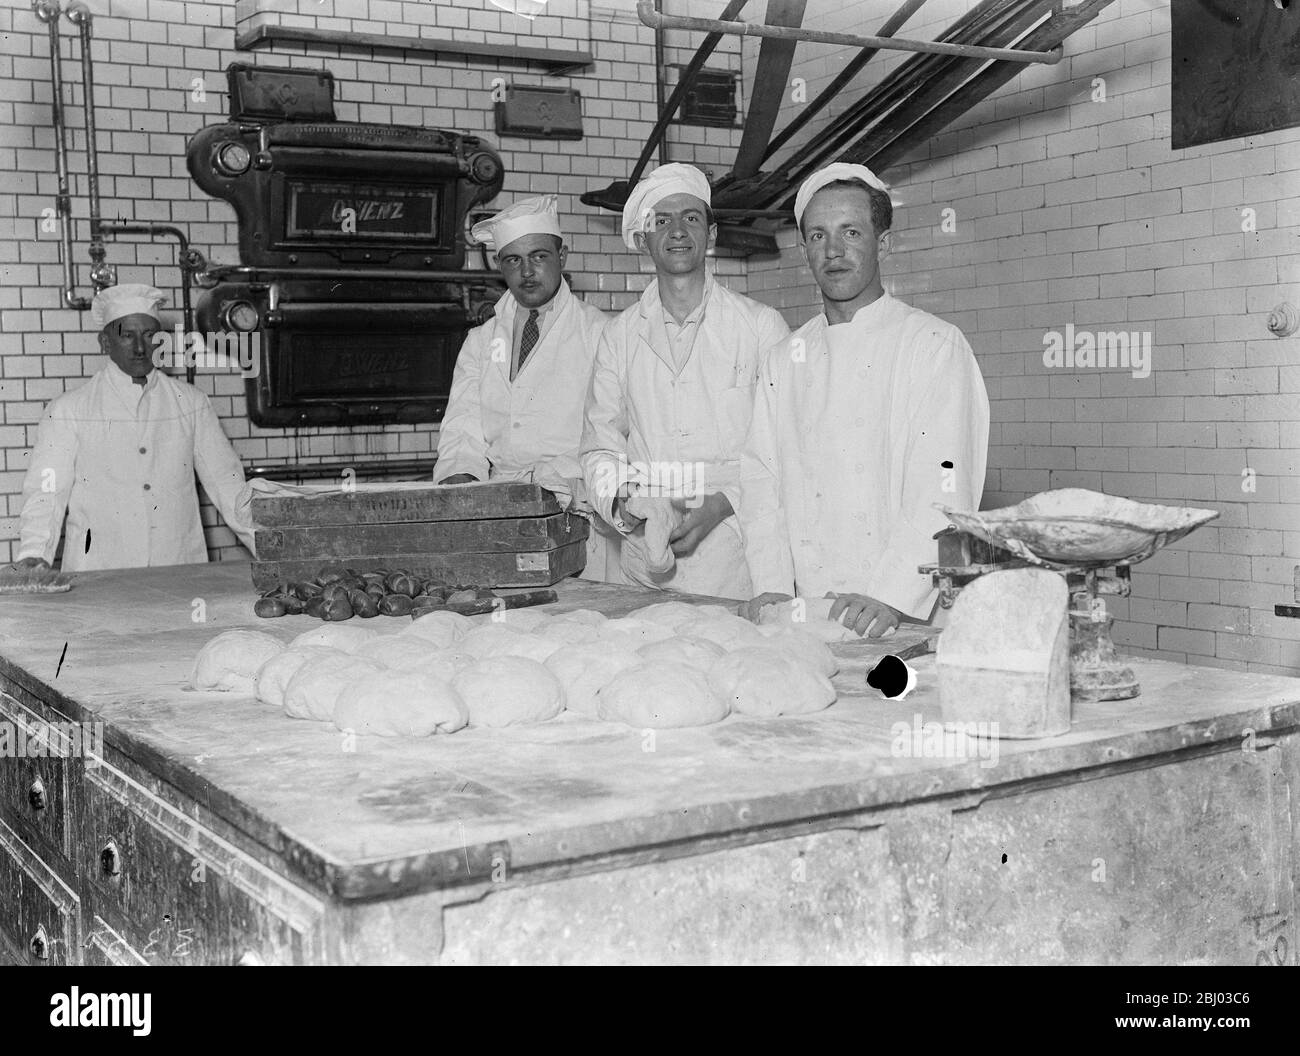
[30,925,49,960]
[100,839,122,878]
[28,777,46,811]
[236,950,265,966]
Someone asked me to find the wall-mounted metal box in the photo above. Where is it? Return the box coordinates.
[494,85,584,140]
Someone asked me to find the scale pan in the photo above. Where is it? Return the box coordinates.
[937,489,1219,568]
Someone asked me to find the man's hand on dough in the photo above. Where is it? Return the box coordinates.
[828,593,902,638]
[438,473,478,485]
[668,492,732,557]
[741,592,793,623]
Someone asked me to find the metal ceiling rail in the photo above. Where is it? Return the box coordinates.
[635,0,1063,65]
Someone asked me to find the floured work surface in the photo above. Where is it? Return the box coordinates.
[1,563,1298,901]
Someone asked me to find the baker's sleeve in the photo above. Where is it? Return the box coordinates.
[868,330,990,620]
[16,404,77,564]
[434,327,492,483]
[192,393,257,555]
[579,322,632,530]
[738,346,796,597]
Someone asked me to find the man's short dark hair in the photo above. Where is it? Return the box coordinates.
[798,178,892,238]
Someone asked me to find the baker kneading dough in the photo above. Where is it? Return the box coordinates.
[399,610,474,647]
[290,624,382,653]
[756,596,857,643]
[597,662,729,728]
[190,630,286,693]
[707,647,836,717]
[254,646,333,709]
[333,670,468,737]
[451,656,565,726]
[637,635,726,672]
[283,653,383,721]
[544,642,643,717]
[622,495,681,580]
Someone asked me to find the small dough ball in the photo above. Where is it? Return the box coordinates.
[254,646,333,708]
[400,610,474,647]
[452,657,564,727]
[471,607,552,633]
[550,608,606,628]
[355,635,436,670]
[284,654,383,721]
[333,671,467,737]
[544,642,643,717]
[758,625,840,677]
[691,603,739,622]
[289,624,382,653]
[676,614,768,652]
[627,600,710,631]
[598,616,676,647]
[756,597,856,642]
[637,635,726,671]
[597,663,728,728]
[708,647,836,717]
[410,648,477,683]
[460,624,562,663]
[191,630,286,693]
[541,619,602,646]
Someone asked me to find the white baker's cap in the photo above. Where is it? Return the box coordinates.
[471,194,562,252]
[90,283,166,329]
[620,163,711,250]
[793,162,891,227]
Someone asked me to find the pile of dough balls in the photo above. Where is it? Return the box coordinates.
[187,597,847,737]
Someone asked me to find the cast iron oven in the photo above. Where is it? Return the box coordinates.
[188,63,507,427]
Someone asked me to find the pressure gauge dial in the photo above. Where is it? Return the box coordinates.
[223,301,260,332]
[214,141,252,177]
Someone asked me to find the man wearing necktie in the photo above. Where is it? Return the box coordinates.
[435,194,621,581]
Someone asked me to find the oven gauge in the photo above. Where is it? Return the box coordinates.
[214,142,252,177]
[223,301,260,332]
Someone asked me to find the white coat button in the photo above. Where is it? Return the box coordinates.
[513,422,521,428]
[143,483,151,491]
[139,446,147,454]
[855,463,865,473]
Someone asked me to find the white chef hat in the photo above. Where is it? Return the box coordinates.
[620,163,712,250]
[91,283,166,329]
[471,194,562,252]
[793,162,891,227]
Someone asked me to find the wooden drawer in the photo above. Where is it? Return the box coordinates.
[0,690,79,863]
[0,818,80,965]
[80,760,325,965]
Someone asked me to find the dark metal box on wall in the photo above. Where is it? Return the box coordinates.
[494,85,584,140]
[249,481,588,591]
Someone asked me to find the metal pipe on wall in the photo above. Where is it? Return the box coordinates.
[65,1,111,292]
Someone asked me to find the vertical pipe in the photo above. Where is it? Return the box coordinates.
[66,2,110,290]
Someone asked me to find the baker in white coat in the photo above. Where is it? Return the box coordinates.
[739,163,990,635]
[580,163,790,599]
[434,194,620,580]
[12,284,256,573]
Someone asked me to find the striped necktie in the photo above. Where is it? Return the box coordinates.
[518,309,540,372]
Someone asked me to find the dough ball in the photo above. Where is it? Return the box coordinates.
[191,630,286,693]
[333,671,467,737]
[758,626,840,677]
[471,607,552,633]
[451,657,564,727]
[598,616,676,647]
[541,619,602,646]
[544,642,643,717]
[626,600,710,631]
[551,608,607,627]
[676,614,768,651]
[289,624,382,653]
[597,663,729,728]
[460,624,562,663]
[409,649,477,683]
[254,646,333,708]
[283,654,383,721]
[691,603,740,621]
[637,635,726,671]
[399,610,474,647]
[756,597,856,642]
[355,635,437,670]
[707,647,836,717]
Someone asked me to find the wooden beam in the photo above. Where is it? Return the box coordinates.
[732,0,808,180]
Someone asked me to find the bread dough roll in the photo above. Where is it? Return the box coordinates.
[333,670,468,737]
[676,614,768,651]
[598,616,677,647]
[551,608,606,627]
[460,624,562,663]
[758,625,840,677]
[289,624,382,653]
[756,596,856,642]
[451,657,565,727]
[283,654,383,721]
[409,649,477,683]
[626,600,710,630]
[544,642,643,717]
[399,610,474,647]
[637,635,726,671]
[254,646,333,708]
[707,647,836,717]
[471,607,552,633]
[355,635,437,670]
[597,662,729,728]
[191,630,286,693]
[542,619,602,646]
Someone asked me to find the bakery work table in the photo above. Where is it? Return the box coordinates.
[1,562,1297,965]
